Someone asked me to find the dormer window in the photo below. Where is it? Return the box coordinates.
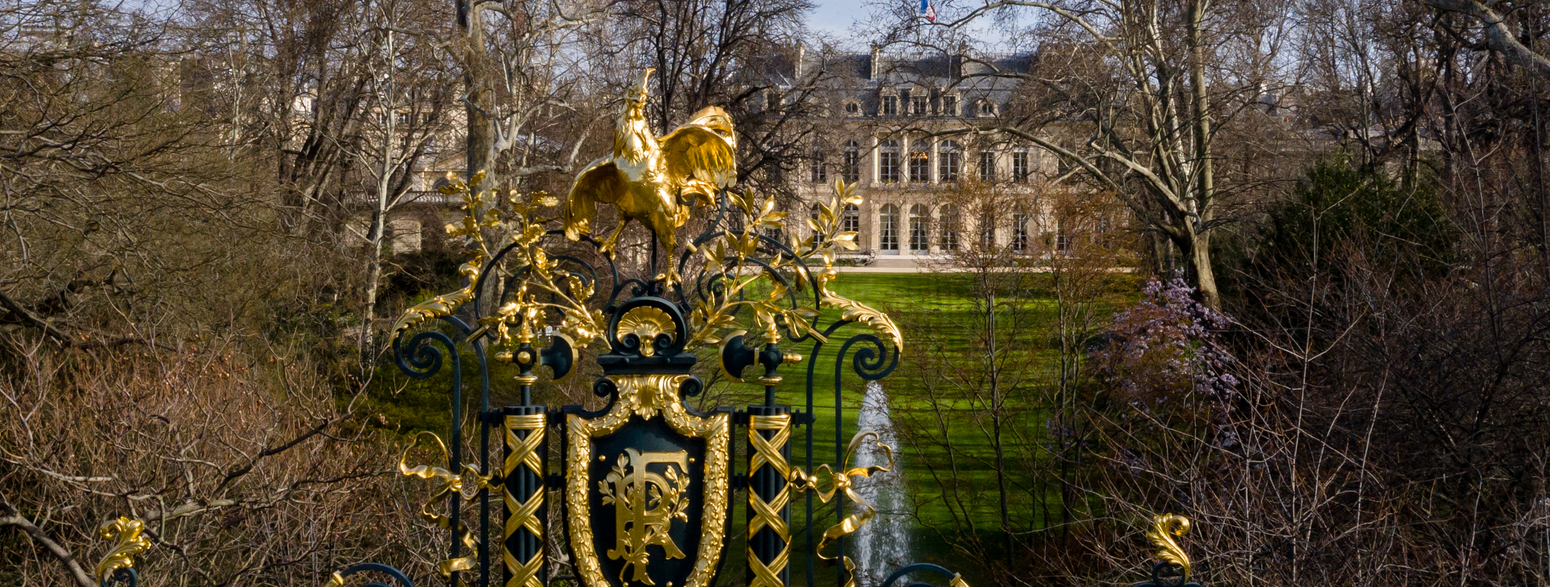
[881,94,899,117]
[766,91,781,113]
[844,100,862,116]
[978,100,997,117]
[910,92,928,116]
[942,95,958,117]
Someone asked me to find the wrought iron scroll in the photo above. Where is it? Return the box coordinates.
[878,563,969,587]
[326,562,416,587]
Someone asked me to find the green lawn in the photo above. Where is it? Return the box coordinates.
[703,271,1135,584]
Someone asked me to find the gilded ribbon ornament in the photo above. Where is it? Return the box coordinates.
[399,431,495,577]
[95,517,150,585]
[503,414,546,587]
[787,431,896,587]
[747,414,792,587]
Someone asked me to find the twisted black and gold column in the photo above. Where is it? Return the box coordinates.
[747,406,792,587]
[502,407,546,587]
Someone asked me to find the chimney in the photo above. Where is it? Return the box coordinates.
[870,43,881,80]
[952,41,968,80]
[795,43,805,78]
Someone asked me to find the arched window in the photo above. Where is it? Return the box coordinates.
[909,204,930,252]
[842,204,860,233]
[843,141,861,183]
[880,204,900,252]
[810,148,827,183]
[879,140,901,184]
[939,141,961,182]
[939,203,960,251]
[908,144,930,183]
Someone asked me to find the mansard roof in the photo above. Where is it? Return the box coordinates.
[780,46,1034,117]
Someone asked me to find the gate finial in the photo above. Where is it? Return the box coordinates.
[1146,513,1192,578]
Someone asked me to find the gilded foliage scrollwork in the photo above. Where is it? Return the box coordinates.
[684,179,902,353]
[1147,514,1192,578]
[95,517,151,585]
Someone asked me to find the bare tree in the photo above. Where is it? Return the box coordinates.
[349,0,454,355]
[454,0,608,182]
[871,0,1297,307]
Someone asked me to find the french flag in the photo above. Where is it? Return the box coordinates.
[920,0,936,22]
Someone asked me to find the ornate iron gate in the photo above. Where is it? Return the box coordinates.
[89,71,1203,587]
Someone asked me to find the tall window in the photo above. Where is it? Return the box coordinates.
[810,150,827,183]
[842,204,860,233]
[909,146,930,183]
[879,140,901,183]
[880,204,900,252]
[939,141,961,182]
[843,141,861,183]
[909,204,930,252]
[1012,150,1030,183]
[942,95,958,117]
[882,95,898,116]
[979,151,996,182]
[810,203,822,223]
[911,93,928,116]
[1012,212,1029,253]
[979,215,996,248]
[939,203,961,251]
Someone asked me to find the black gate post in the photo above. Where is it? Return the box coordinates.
[501,404,546,587]
[747,404,791,587]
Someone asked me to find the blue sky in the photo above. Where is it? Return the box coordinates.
[806,0,873,45]
[805,0,1020,51]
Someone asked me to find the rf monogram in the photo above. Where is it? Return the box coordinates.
[600,449,692,585]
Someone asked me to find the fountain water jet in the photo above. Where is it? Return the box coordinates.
[852,380,913,587]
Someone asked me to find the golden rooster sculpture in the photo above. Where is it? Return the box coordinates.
[564,68,737,284]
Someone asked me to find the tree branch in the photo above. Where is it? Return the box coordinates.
[1426,0,1550,77]
[0,510,97,587]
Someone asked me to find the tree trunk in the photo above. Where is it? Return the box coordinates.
[1182,230,1220,309]
[985,287,1014,572]
[361,28,397,358]
[459,0,490,177]
[1186,0,1220,310]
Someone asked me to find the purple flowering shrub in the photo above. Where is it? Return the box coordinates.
[1094,277,1237,424]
